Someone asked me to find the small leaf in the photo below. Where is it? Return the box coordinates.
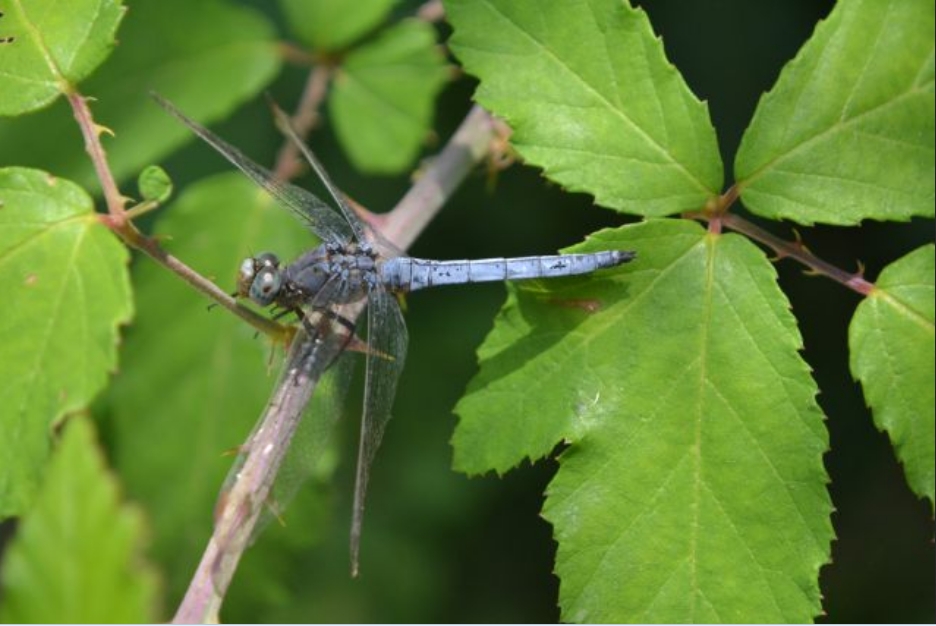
[330,19,450,173]
[735,0,935,225]
[107,173,324,603]
[0,167,133,517]
[0,415,159,623]
[445,0,723,216]
[455,220,832,622]
[137,165,173,203]
[849,245,935,507]
[0,0,280,190]
[279,0,397,51]
[0,0,125,115]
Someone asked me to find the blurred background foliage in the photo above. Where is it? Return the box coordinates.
[1,0,932,622]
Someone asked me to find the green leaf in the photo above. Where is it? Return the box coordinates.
[445,0,723,216]
[454,220,832,622]
[330,19,450,173]
[0,167,132,517]
[0,415,159,622]
[0,0,280,190]
[279,0,397,51]
[735,0,935,225]
[137,164,173,203]
[849,245,935,507]
[107,173,325,603]
[0,0,125,115]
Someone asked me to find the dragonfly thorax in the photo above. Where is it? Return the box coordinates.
[237,252,284,307]
[283,242,380,306]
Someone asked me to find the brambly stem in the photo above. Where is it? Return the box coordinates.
[172,102,498,623]
[67,90,291,340]
[689,185,875,296]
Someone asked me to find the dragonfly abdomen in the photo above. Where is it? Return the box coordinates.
[380,250,634,293]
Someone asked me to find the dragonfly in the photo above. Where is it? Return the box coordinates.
[155,95,635,575]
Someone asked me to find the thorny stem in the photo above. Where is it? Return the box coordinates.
[688,184,875,296]
[171,103,498,624]
[172,325,349,624]
[68,91,127,222]
[67,90,290,340]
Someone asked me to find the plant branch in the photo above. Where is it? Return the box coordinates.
[172,103,498,623]
[68,91,128,222]
[689,185,875,296]
[416,0,446,22]
[272,63,333,182]
[68,90,290,339]
[377,105,496,250]
[172,325,348,624]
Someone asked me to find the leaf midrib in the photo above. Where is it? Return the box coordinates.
[475,0,712,196]
[740,19,935,190]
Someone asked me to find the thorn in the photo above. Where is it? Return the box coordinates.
[265,498,287,528]
[801,267,823,277]
[790,228,811,253]
[221,444,244,458]
[854,259,866,277]
[95,123,115,138]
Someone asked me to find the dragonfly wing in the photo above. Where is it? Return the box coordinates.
[153,94,354,246]
[268,100,368,245]
[350,285,408,576]
[267,354,354,524]
[211,329,347,591]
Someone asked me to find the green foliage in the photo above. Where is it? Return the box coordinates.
[456,221,831,621]
[137,165,172,203]
[0,167,132,517]
[444,0,932,621]
[0,0,124,115]
[330,19,450,173]
[0,0,932,622]
[280,0,397,52]
[108,173,311,601]
[446,0,723,216]
[850,245,935,505]
[735,0,935,225]
[0,0,281,190]
[0,415,158,622]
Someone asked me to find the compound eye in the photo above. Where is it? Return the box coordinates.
[256,252,280,269]
[250,267,282,306]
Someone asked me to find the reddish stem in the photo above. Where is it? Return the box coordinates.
[688,185,875,296]
[67,90,290,337]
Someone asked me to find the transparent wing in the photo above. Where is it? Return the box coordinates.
[266,354,354,527]
[211,328,348,592]
[153,93,354,246]
[350,285,408,576]
[268,99,368,245]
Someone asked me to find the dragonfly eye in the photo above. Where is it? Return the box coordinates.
[250,267,282,306]
[256,252,280,269]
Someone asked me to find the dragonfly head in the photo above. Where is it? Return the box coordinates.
[237,252,283,307]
